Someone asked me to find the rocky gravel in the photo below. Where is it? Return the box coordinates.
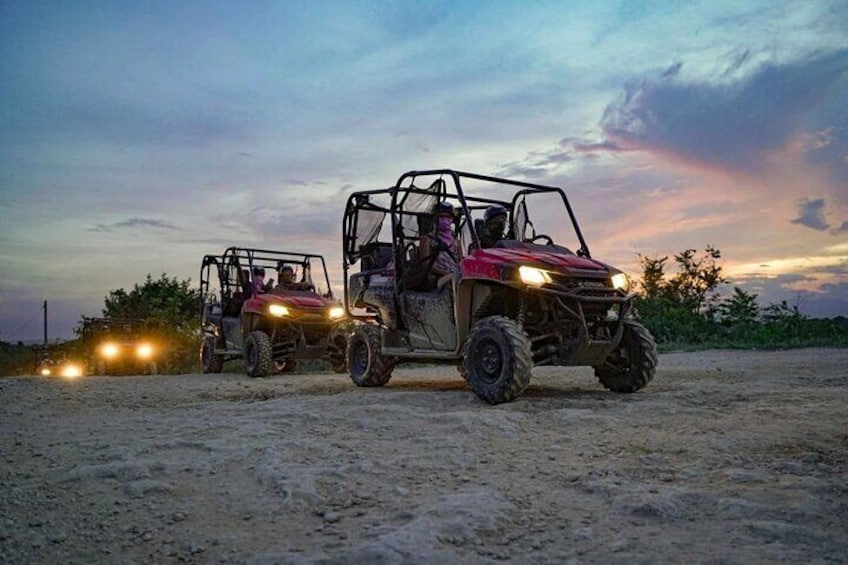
[1,348,846,563]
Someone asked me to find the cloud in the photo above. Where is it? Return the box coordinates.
[600,50,848,176]
[791,198,830,231]
[89,218,182,232]
[733,273,848,319]
[496,137,626,178]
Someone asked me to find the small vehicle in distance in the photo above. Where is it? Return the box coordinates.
[199,247,349,377]
[32,344,85,378]
[81,317,161,375]
[342,169,657,404]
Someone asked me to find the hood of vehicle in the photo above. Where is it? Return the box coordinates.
[470,247,609,273]
[250,292,330,310]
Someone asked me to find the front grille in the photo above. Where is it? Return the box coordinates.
[549,274,615,296]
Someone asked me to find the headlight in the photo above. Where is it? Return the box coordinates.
[60,364,83,378]
[136,343,154,359]
[328,306,346,320]
[40,367,51,376]
[101,342,119,358]
[519,266,552,286]
[269,304,290,317]
[611,273,630,291]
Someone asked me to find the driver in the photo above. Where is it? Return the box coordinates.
[479,204,508,248]
[276,264,313,291]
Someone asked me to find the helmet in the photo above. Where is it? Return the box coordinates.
[484,204,508,222]
[252,266,265,276]
[436,201,455,217]
[278,263,294,274]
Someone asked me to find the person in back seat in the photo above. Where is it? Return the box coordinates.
[418,201,460,288]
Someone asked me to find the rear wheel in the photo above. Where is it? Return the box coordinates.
[463,316,532,404]
[593,321,657,392]
[347,325,394,386]
[201,337,224,374]
[244,331,273,378]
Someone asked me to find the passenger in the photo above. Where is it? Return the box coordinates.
[479,204,508,248]
[252,266,271,294]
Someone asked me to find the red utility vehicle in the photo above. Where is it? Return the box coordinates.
[199,248,348,377]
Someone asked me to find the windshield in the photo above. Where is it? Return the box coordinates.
[510,190,584,254]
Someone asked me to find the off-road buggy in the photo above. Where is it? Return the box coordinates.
[199,247,349,377]
[342,169,657,404]
[81,317,161,375]
[32,343,84,378]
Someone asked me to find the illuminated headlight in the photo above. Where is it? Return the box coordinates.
[328,306,346,320]
[101,342,119,358]
[40,367,51,376]
[136,343,154,359]
[60,364,83,378]
[269,304,290,317]
[519,266,552,286]
[611,273,630,291]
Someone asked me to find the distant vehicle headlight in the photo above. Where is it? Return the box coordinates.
[519,266,552,286]
[269,304,290,317]
[101,342,119,358]
[40,367,51,376]
[60,363,83,378]
[136,343,154,359]
[328,306,346,320]
[611,273,630,291]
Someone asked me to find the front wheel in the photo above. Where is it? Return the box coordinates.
[593,321,657,392]
[328,333,349,374]
[462,316,532,404]
[244,331,273,378]
[347,325,394,386]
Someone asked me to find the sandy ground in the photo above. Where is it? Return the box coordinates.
[1,348,847,564]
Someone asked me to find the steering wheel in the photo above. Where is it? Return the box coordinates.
[528,234,554,245]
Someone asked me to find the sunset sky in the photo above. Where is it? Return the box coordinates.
[1,0,846,342]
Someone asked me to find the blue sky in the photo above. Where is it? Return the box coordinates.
[1,0,846,342]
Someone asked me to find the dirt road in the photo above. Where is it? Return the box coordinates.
[2,348,846,563]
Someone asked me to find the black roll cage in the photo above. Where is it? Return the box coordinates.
[200,247,334,314]
[342,169,592,319]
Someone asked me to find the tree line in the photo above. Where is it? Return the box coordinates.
[635,247,847,350]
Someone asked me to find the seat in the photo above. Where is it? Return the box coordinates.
[361,242,393,271]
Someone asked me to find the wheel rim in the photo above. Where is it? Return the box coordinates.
[350,338,368,377]
[474,337,503,384]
